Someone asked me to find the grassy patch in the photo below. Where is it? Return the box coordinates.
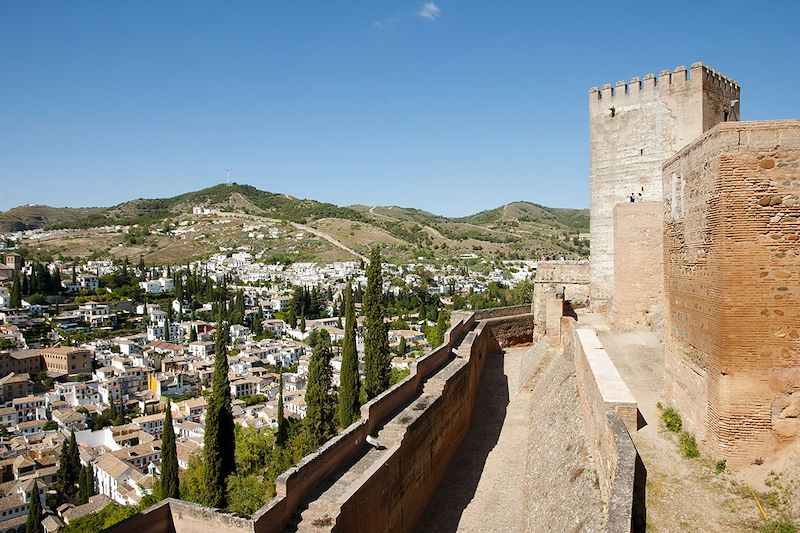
[659,406,683,433]
[679,432,699,458]
[759,520,798,533]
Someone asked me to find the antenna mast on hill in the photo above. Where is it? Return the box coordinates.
[225,168,231,186]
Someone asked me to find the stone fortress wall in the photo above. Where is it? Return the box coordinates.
[662,120,800,464]
[532,260,589,330]
[589,63,740,310]
[110,305,641,532]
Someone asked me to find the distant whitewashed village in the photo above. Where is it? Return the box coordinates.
[0,207,539,532]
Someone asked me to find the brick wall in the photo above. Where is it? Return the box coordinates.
[663,120,800,464]
[611,202,665,331]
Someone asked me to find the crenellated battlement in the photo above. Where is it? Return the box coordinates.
[589,62,739,101]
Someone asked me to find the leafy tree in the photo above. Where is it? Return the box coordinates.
[304,330,335,447]
[363,247,390,399]
[25,482,43,533]
[337,283,361,428]
[160,401,179,499]
[225,474,274,516]
[203,323,236,508]
[180,453,208,505]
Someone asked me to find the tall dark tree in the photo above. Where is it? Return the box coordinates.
[397,335,406,356]
[251,306,263,336]
[299,312,306,333]
[160,401,180,499]
[58,431,80,498]
[304,330,335,447]
[77,464,90,504]
[25,482,43,533]
[10,274,22,308]
[275,369,287,447]
[363,248,390,399]
[138,255,146,281]
[189,325,197,343]
[203,322,236,508]
[337,283,361,428]
[114,397,125,426]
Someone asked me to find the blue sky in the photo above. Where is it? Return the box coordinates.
[0,1,797,216]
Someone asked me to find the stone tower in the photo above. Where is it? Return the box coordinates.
[588,62,740,309]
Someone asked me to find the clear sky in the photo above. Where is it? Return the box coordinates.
[0,1,797,216]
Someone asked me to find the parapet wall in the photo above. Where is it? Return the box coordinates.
[111,310,533,533]
[561,317,638,532]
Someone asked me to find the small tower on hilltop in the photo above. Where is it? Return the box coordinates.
[588,62,740,310]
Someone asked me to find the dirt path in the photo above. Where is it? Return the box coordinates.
[415,346,537,532]
[588,315,764,532]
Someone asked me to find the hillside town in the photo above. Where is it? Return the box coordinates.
[0,244,536,531]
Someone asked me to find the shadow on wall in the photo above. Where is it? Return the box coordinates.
[414,350,509,532]
[633,454,647,532]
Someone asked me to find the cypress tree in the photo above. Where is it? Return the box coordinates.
[251,307,263,336]
[337,283,361,428]
[77,464,89,504]
[58,431,80,499]
[114,397,125,426]
[275,369,287,447]
[78,463,94,504]
[164,318,171,342]
[189,325,197,343]
[304,330,335,447]
[363,248,390,399]
[203,323,235,508]
[10,274,22,308]
[160,401,180,499]
[299,312,306,333]
[86,464,95,497]
[25,482,42,533]
[398,335,406,356]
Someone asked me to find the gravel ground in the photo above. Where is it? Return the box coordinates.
[523,342,605,533]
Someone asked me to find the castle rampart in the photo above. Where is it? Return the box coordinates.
[662,119,800,464]
[589,62,740,310]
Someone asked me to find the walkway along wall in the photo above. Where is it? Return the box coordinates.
[109,308,532,533]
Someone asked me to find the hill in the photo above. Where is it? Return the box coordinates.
[0,205,105,233]
[4,184,589,263]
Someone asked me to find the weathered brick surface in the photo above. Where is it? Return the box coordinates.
[663,120,800,464]
[611,202,665,331]
[589,63,740,309]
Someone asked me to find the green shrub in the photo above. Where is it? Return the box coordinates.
[715,459,727,473]
[660,407,683,433]
[759,520,797,533]
[679,432,699,458]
